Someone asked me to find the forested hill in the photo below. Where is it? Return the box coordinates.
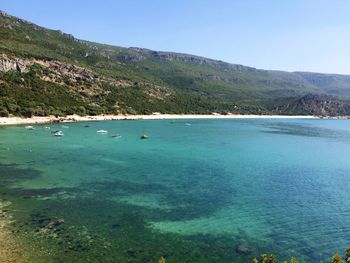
[1,10,350,117]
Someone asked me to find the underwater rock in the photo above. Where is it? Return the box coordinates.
[31,213,65,231]
[111,223,121,229]
[0,163,18,167]
[30,212,52,227]
[46,218,65,229]
[127,248,136,257]
[235,244,252,255]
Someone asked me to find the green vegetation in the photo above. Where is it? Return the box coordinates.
[252,248,350,263]
[0,70,84,117]
[1,11,350,116]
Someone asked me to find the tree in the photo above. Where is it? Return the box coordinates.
[0,108,9,117]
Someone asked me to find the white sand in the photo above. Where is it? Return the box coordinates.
[0,114,321,126]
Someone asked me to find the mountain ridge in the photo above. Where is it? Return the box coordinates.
[1,10,350,117]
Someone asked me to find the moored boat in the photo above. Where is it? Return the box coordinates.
[140,134,149,139]
[53,130,64,137]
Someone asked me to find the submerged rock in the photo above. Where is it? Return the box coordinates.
[127,248,136,257]
[111,223,121,229]
[46,218,65,229]
[235,244,252,255]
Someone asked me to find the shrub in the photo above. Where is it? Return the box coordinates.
[22,108,34,118]
[0,108,9,117]
[332,252,345,263]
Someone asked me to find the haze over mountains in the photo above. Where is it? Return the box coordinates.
[1,10,350,117]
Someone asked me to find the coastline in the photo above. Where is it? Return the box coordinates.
[0,116,348,262]
[0,201,21,262]
[0,114,324,126]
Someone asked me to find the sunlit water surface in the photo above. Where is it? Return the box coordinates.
[1,119,350,262]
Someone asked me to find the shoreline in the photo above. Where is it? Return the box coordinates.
[0,200,21,262]
[0,114,347,126]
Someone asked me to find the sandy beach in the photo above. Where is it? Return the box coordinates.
[0,114,323,126]
[0,221,20,263]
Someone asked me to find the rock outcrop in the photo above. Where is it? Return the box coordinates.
[117,47,257,72]
[0,53,95,80]
[0,54,31,73]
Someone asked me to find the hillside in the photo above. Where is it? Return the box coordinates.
[1,10,350,116]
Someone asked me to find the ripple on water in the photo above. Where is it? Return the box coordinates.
[1,119,350,262]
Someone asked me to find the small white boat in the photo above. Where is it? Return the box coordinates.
[61,125,69,129]
[44,126,51,130]
[25,126,35,130]
[140,134,149,139]
[53,131,64,137]
[97,130,108,134]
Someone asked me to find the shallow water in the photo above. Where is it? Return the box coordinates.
[1,119,350,262]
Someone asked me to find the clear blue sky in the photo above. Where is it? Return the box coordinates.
[2,0,350,74]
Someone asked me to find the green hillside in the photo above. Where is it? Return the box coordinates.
[1,10,350,116]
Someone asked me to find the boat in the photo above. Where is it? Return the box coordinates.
[97,130,108,134]
[53,131,64,137]
[44,126,51,129]
[61,125,69,129]
[111,134,122,139]
[140,134,149,139]
[25,125,35,130]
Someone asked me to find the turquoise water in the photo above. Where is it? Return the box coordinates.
[1,119,350,262]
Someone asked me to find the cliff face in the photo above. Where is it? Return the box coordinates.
[0,54,96,85]
[0,54,31,73]
[119,47,257,72]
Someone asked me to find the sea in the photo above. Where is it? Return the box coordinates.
[0,118,350,262]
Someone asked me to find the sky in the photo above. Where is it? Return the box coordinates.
[1,0,350,74]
